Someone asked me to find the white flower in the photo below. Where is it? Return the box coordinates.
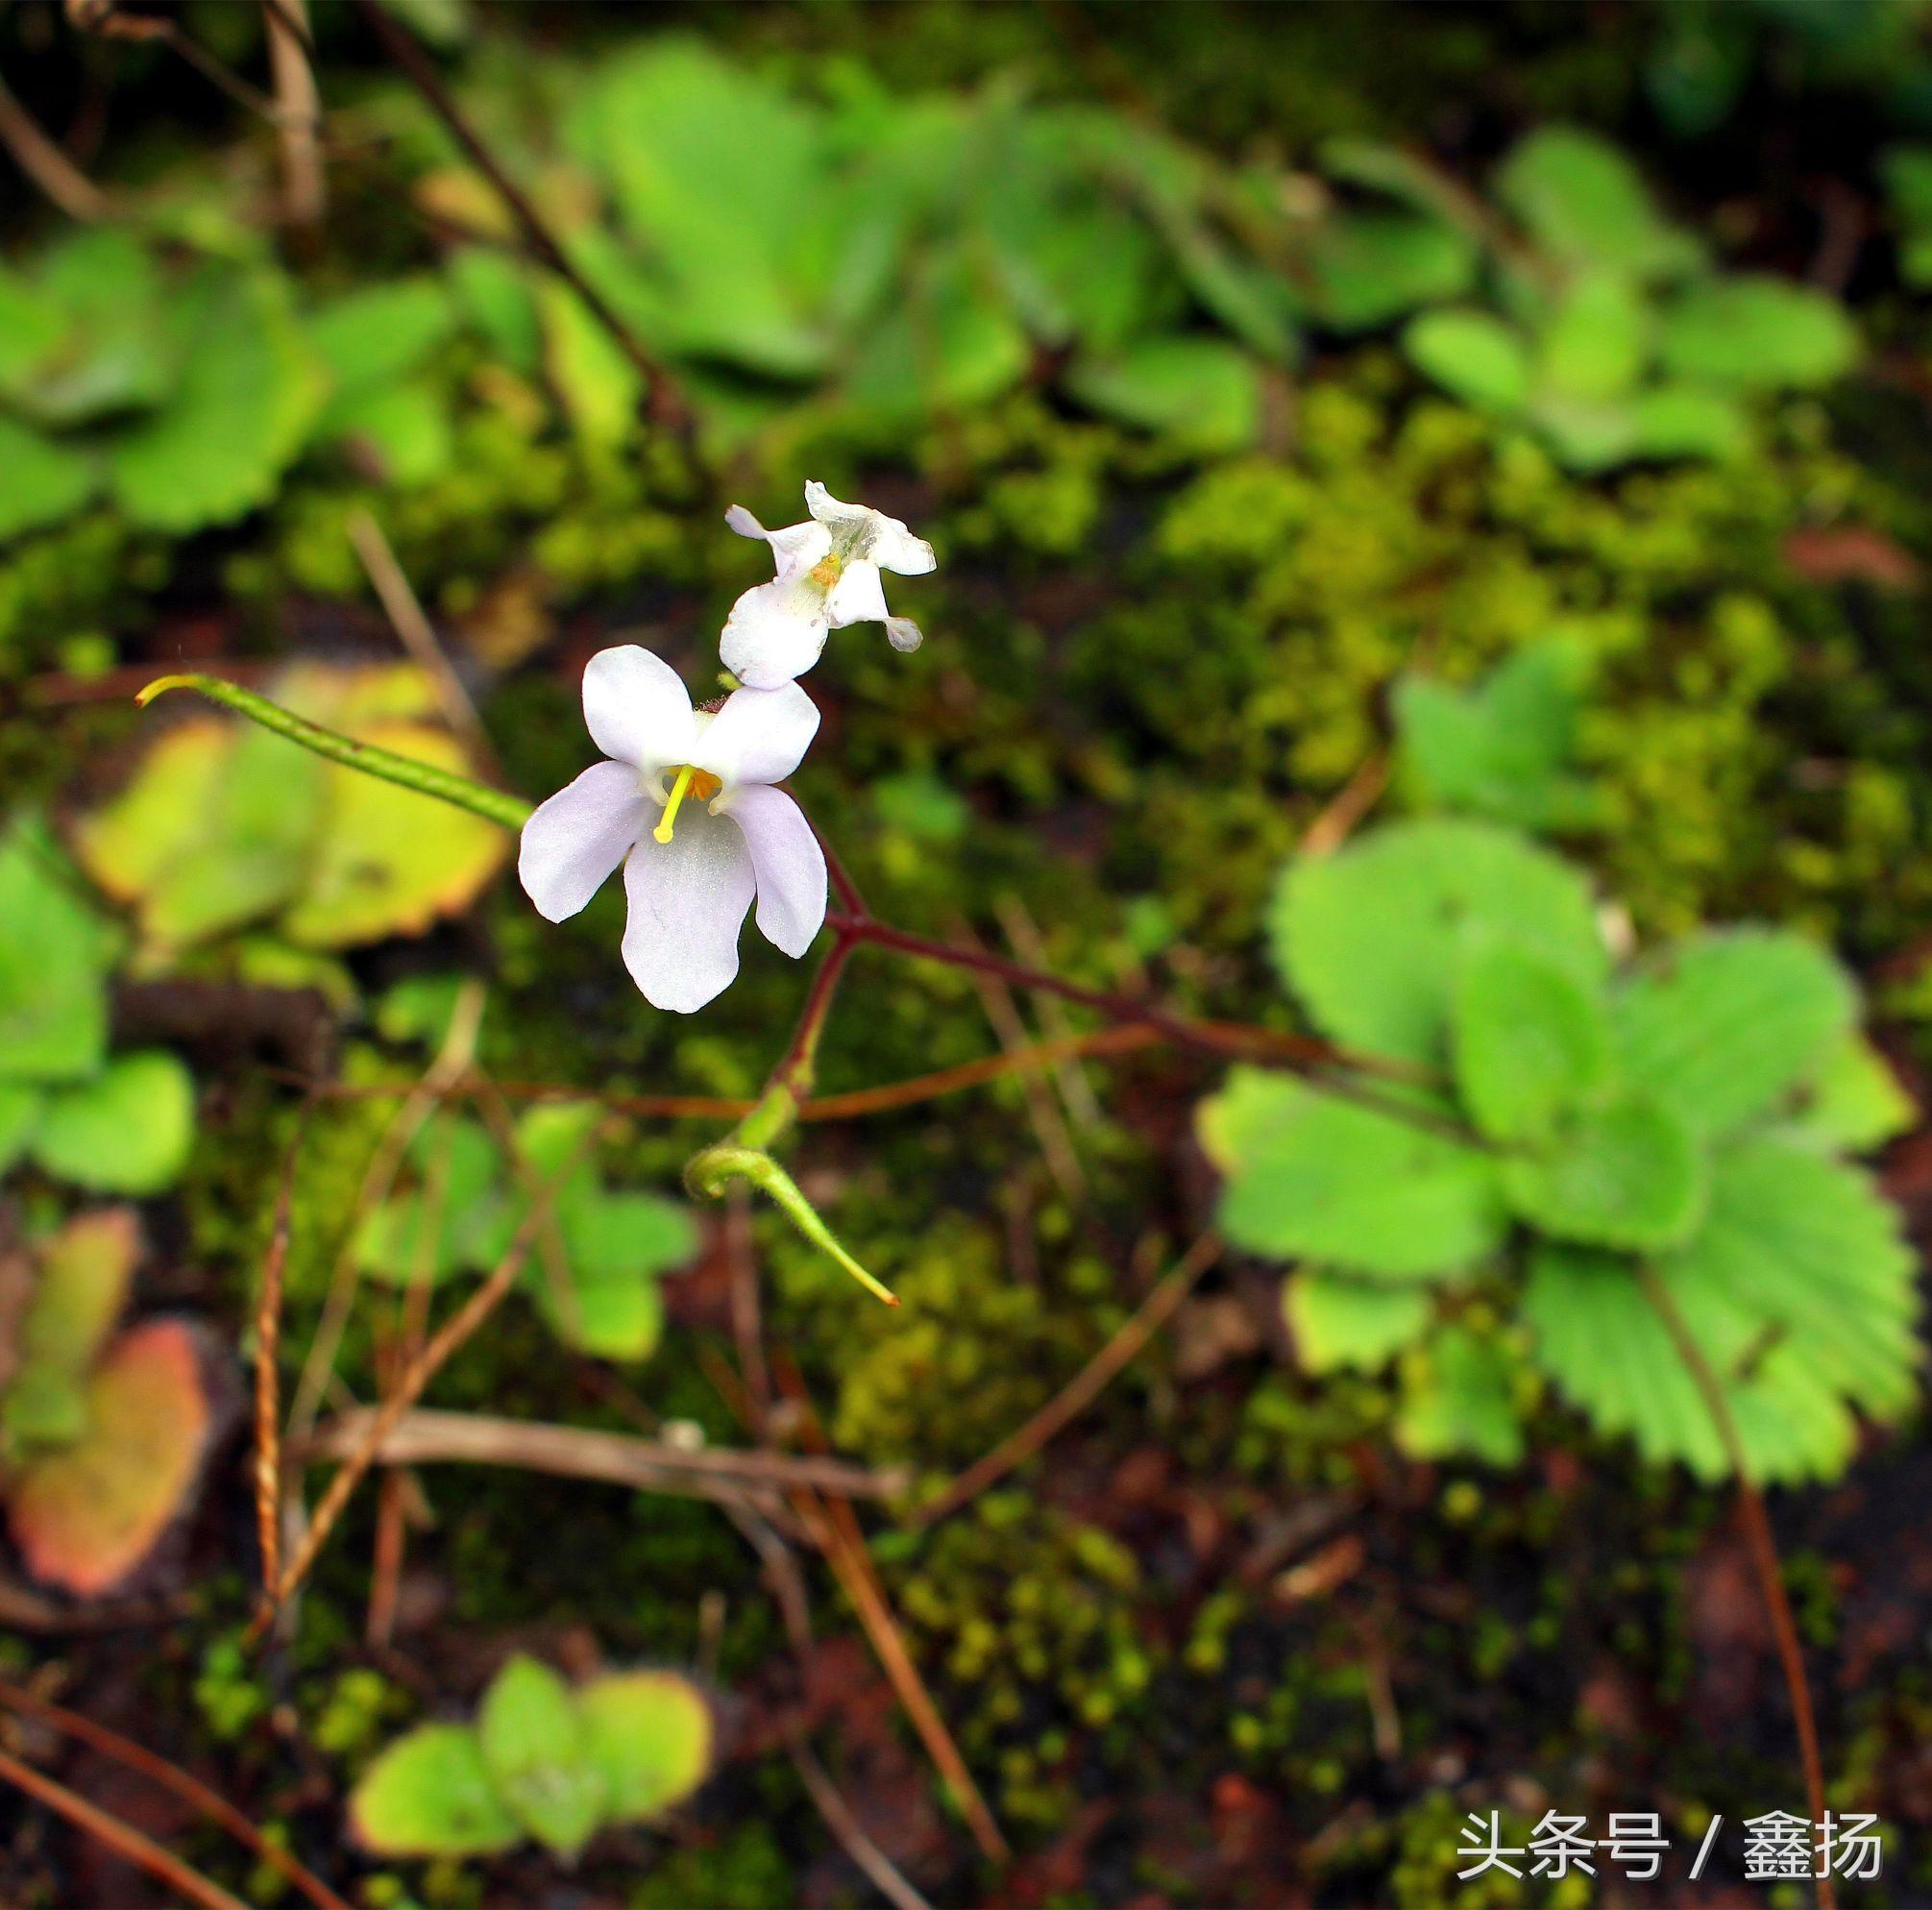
[518,646,826,1013]
[721,479,937,688]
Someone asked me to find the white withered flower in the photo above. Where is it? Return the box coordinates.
[721,480,937,688]
[518,645,827,1013]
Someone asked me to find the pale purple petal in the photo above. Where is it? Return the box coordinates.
[725,504,827,573]
[724,785,826,959]
[825,559,890,628]
[582,646,695,771]
[519,760,648,921]
[720,578,830,689]
[695,682,820,790]
[885,616,924,653]
[619,806,756,1013]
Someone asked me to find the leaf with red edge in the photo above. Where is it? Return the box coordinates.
[18,1209,140,1381]
[7,1320,214,1596]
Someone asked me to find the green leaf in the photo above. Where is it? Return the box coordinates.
[18,1210,140,1382]
[323,378,454,487]
[1624,382,1750,462]
[308,277,455,397]
[541,1190,692,1360]
[1392,645,1595,830]
[355,1115,504,1287]
[1403,308,1531,414]
[77,719,326,948]
[540,281,644,448]
[478,1656,605,1859]
[1611,929,1855,1139]
[0,819,112,1084]
[1503,1090,1705,1251]
[1283,1270,1432,1373]
[1201,1069,1504,1281]
[7,1320,213,1595]
[0,416,97,541]
[277,721,509,947]
[1394,1326,1525,1466]
[1657,276,1858,391]
[32,1052,196,1196]
[107,264,322,534]
[1302,211,1478,332]
[1523,1180,1906,1488]
[1273,818,1606,1067]
[1496,127,1701,281]
[1452,939,1609,1144]
[351,1725,524,1858]
[1536,271,1649,402]
[18,229,172,427]
[1066,336,1261,451]
[579,1673,714,1823]
[1783,1035,1916,1152]
[0,1084,39,1173]
[1665,1138,1918,1422]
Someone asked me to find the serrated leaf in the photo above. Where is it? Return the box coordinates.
[1496,127,1701,282]
[1273,818,1606,1067]
[1453,939,1609,1144]
[351,1725,523,1857]
[479,1656,605,1859]
[32,1052,195,1196]
[1612,929,1855,1139]
[1283,1270,1432,1373]
[1524,1232,1878,1485]
[0,819,112,1084]
[1658,275,1858,391]
[308,277,455,397]
[579,1673,713,1823]
[1066,336,1261,451]
[1393,646,1595,830]
[1202,1069,1504,1281]
[1784,1035,1916,1152]
[18,1210,140,1381]
[1394,1326,1525,1466]
[7,1321,212,1595]
[1403,308,1532,414]
[1503,1090,1705,1250]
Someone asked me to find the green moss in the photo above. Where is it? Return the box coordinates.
[630,1824,794,1910]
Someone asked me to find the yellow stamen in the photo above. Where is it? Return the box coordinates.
[653,764,697,844]
[809,553,843,589]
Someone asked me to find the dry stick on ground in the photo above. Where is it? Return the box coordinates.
[1639,1264,1837,1910]
[253,1096,313,1597]
[1300,750,1390,859]
[772,1358,1013,1868]
[352,0,691,435]
[348,508,502,780]
[0,1680,352,1910]
[915,1232,1224,1529]
[0,1746,248,1910]
[264,0,323,223]
[257,1123,601,1632]
[0,72,111,219]
[285,979,485,1440]
[787,1735,939,1910]
[305,1408,908,1505]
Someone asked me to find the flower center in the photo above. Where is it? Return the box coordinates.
[808,551,844,591]
[652,764,722,844]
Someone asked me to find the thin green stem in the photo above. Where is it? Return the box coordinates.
[136,674,531,832]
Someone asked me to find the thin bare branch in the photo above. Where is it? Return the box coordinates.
[0,71,112,219]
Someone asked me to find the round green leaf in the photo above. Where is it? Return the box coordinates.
[1283,1271,1432,1374]
[31,1052,194,1196]
[579,1672,715,1823]
[1657,275,1859,391]
[1495,127,1701,281]
[1403,308,1531,414]
[478,1655,606,1859]
[0,819,113,1085]
[351,1725,523,1858]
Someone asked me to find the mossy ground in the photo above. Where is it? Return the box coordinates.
[4,5,1932,1907]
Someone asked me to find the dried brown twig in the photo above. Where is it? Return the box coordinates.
[0,1679,351,1910]
[253,1098,312,1598]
